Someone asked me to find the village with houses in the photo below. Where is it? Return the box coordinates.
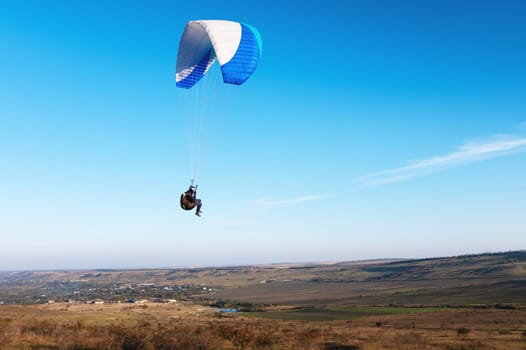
[0,271,216,305]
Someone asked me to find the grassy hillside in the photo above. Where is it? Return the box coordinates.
[0,303,525,349]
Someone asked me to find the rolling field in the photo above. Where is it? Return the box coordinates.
[208,279,526,306]
[1,251,525,349]
[207,251,526,306]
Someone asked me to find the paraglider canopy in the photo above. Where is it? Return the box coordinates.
[176,20,262,89]
[175,19,262,206]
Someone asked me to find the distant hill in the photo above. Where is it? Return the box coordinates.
[1,251,525,306]
[206,251,526,306]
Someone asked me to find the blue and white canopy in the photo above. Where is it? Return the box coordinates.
[176,20,262,89]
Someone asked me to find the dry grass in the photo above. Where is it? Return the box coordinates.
[1,303,525,349]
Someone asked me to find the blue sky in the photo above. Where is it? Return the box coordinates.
[1,0,525,270]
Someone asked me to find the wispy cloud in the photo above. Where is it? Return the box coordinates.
[250,194,332,209]
[357,132,526,187]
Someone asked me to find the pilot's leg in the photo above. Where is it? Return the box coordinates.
[195,199,202,216]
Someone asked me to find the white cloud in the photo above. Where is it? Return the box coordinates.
[357,133,526,187]
[250,194,332,209]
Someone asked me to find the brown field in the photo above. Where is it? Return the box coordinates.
[207,279,526,306]
[1,303,526,349]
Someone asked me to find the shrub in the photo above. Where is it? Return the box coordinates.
[457,327,470,335]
